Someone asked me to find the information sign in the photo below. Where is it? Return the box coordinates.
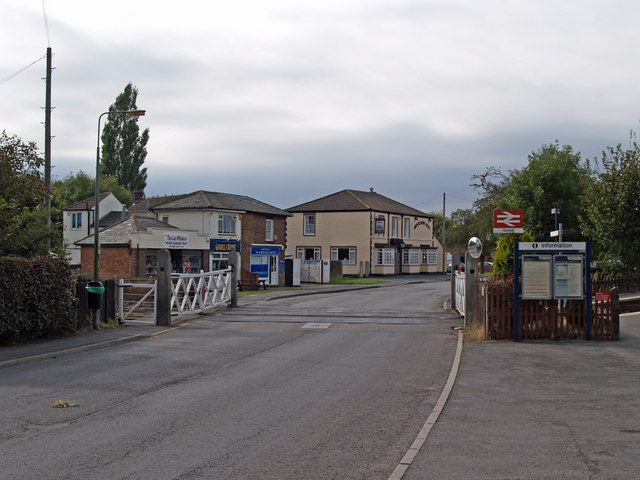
[522,255,552,299]
[553,255,584,299]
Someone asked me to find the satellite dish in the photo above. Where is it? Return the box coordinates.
[468,237,483,259]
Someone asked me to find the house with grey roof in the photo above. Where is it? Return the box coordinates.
[75,215,210,279]
[62,192,126,266]
[130,190,291,285]
[286,188,443,276]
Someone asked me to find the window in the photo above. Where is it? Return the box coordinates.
[71,212,82,230]
[375,217,385,235]
[218,214,236,234]
[303,214,316,235]
[422,249,438,265]
[161,216,169,224]
[265,219,274,241]
[331,247,356,265]
[404,218,411,239]
[392,217,398,237]
[376,248,395,265]
[403,249,420,265]
[297,247,321,261]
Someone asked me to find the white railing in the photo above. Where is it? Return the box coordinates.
[119,268,233,324]
[170,268,232,314]
[455,272,465,316]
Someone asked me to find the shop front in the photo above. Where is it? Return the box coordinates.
[250,245,282,286]
[210,239,241,271]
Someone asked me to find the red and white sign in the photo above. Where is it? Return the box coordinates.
[493,209,524,233]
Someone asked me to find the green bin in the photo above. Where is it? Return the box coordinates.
[86,281,105,309]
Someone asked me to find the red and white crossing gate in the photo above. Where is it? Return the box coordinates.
[493,209,524,233]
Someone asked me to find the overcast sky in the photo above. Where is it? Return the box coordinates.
[3,0,639,213]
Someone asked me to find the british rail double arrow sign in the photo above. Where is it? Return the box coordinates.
[493,209,524,233]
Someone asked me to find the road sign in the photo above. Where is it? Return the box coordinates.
[493,209,524,233]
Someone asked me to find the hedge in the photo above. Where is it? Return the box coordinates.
[0,256,75,345]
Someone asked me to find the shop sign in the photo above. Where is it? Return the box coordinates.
[163,232,188,248]
[211,239,240,252]
[251,246,280,256]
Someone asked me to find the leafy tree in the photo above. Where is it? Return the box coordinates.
[501,142,589,241]
[52,171,132,210]
[100,83,149,194]
[582,133,640,273]
[0,131,61,257]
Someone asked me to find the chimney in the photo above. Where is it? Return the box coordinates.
[370,187,374,193]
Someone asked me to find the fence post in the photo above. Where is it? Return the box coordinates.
[229,252,239,308]
[611,287,620,340]
[156,249,172,326]
[464,252,476,328]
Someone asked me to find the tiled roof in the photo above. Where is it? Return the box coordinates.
[149,190,291,217]
[75,215,176,246]
[128,194,188,214]
[63,192,112,211]
[287,189,431,217]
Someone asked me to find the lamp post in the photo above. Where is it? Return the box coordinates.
[94,109,146,281]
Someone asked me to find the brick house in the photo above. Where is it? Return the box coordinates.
[286,189,444,276]
[129,191,290,286]
[75,215,210,279]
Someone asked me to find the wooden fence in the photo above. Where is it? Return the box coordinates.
[473,276,621,341]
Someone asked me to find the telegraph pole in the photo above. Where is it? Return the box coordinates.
[44,47,52,231]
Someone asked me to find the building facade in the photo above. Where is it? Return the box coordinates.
[76,216,210,279]
[286,189,443,276]
[62,192,125,266]
[130,191,290,286]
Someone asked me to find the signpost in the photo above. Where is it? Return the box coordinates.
[493,209,524,233]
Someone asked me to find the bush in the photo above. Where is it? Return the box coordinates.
[493,231,534,276]
[0,256,75,345]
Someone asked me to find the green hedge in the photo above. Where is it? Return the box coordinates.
[0,257,75,345]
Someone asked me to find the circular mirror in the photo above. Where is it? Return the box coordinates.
[468,237,483,259]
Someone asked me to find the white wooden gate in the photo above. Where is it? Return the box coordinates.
[455,272,466,316]
[119,268,233,324]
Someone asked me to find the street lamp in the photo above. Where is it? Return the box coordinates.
[94,109,146,281]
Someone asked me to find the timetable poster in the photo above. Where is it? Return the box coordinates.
[522,255,552,300]
[554,255,583,299]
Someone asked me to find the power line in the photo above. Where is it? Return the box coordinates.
[42,0,51,46]
[0,54,47,86]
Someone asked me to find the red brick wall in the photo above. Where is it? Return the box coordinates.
[80,245,133,279]
[240,213,287,285]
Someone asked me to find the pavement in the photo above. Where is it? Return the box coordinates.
[2,277,639,479]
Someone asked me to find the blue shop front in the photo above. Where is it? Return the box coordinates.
[250,244,282,286]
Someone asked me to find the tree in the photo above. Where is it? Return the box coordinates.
[582,133,640,273]
[0,131,61,257]
[100,83,149,194]
[501,142,590,241]
[52,171,132,210]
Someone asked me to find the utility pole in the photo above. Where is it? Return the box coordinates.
[44,47,53,232]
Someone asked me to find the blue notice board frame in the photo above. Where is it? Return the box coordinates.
[514,242,591,341]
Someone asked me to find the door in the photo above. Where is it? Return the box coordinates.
[269,255,279,286]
